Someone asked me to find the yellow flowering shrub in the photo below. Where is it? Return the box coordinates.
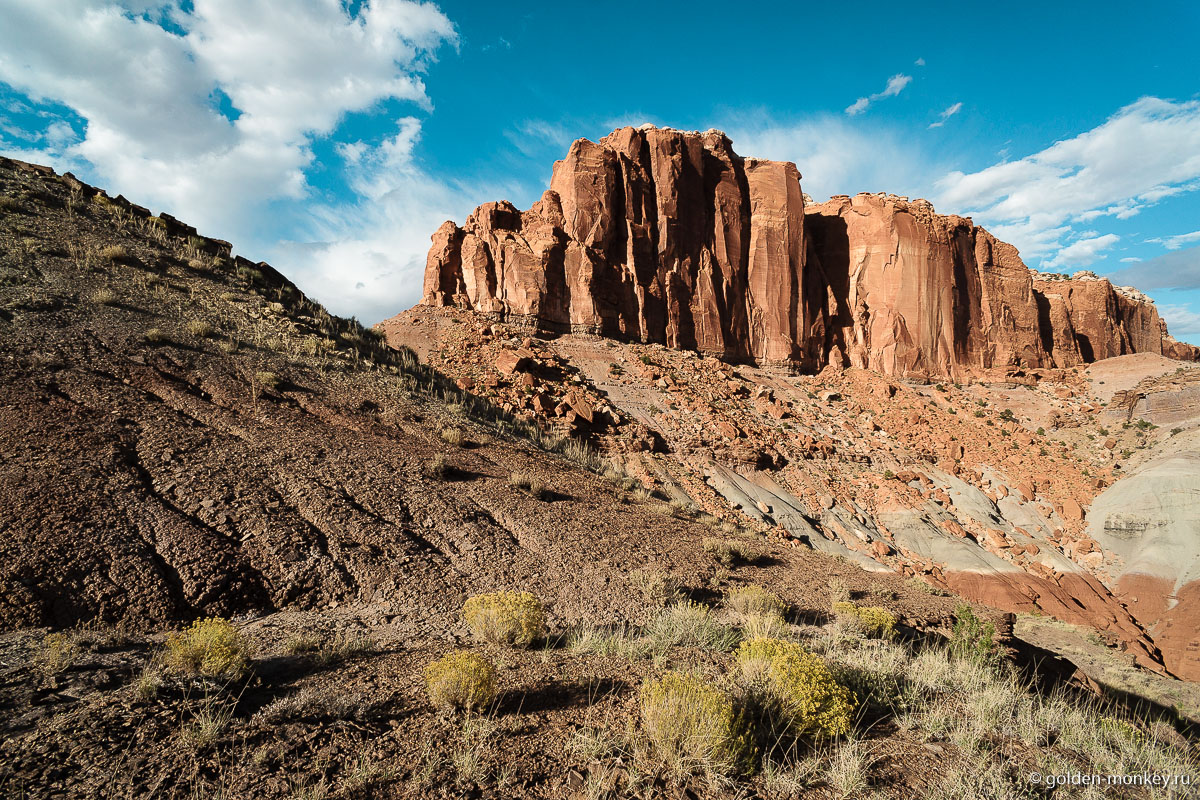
[832,601,896,638]
[640,672,753,777]
[165,617,250,678]
[462,591,545,647]
[735,637,855,738]
[424,650,497,711]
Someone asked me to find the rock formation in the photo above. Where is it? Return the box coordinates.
[421,126,1195,379]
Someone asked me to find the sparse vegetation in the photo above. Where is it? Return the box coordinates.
[143,327,167,344]
[425,453,452,479]
[509,471,550,500]
[185,319,214,338]
[99,244,129,262]
[725,584,786,620]
[702,537,756,567]
[440,426,467,447]
[254,370,281,391]
[462,591,546,647]
[36,632,78,677]
[424,651,497,711]
[164,617,250,679]
[734,637,855,738]
[630,568,679,604]
[639,671,752,778]
[947,603,999,666]
[831,602,896,638]
[90,287,118,305]
[646,601,740,652]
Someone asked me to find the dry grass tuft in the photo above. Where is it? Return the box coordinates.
[164,617,250,679]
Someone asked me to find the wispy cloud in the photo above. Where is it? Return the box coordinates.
[845,73,912,116]
[934,97,1200,262]
[928,101,962,129]
[1147,230,1200,250]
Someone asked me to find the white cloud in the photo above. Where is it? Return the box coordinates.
[934,97,1200,262]
[1045,233,1120,268]
[0,1,451,237]
[928,101,962,129]
[915,58,926,67]
[845,73,912,116]
[725,112,933,201]
[277,117,503,324]
[1147,230,1200,250]
[1109,245,1200,290]
[1120,257,1142,263]
[0,0,457,321]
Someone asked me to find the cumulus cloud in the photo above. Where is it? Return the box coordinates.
[724,112,933,201]
[928,102,962,129]
[934,97,1200,261]
[0,0,458,321]
[844,73,912,116]
[1045,233,1120,268]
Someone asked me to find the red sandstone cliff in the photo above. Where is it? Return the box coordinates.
[421,126,1194,377]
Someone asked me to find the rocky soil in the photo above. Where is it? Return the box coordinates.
[1,157,1197,799]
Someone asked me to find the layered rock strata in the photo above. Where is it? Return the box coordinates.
[421,126,1194,379]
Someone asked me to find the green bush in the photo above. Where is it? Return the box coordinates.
[948,604,1000,666]
[424,651,496,711]
[646,601,740,652]
[640,671,752,777]
[735,638,855,738]
[462,591,545,647]
[165,617,250,678]
[831,602,896,638]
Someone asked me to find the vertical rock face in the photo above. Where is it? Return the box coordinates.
[420,127,1194,377]
[804,194,1048,379]
[423,125,812,366]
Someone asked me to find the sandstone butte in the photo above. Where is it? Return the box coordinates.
[421,125,1198,379]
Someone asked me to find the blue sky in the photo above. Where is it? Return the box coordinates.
[1,1,1199,341]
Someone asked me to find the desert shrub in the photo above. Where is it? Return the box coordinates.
[133,667,162,701]
[185,319,214,338]
[735,638,855,739]
[284,633,323,655]
[91,288,118,305]
[440,427,467,447]
[907,576,949,596]
[630,568,679,604]
[831,602,896,638]
[37,632,78,676]
[164,617,250,679]
[425,651,496,711]
[640,672,752,777]
[99,244,129,262]
[702,537,755,567]
[646,601,740,652]
[314,631,375,665]
[144,327,167,344]
[509,471,549,500]
[462,591,545,647]
[425,453,451,479]
[948,603,999,666]
[0,195,22,212]
[254,370,280,391]
[725,584,786,619]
